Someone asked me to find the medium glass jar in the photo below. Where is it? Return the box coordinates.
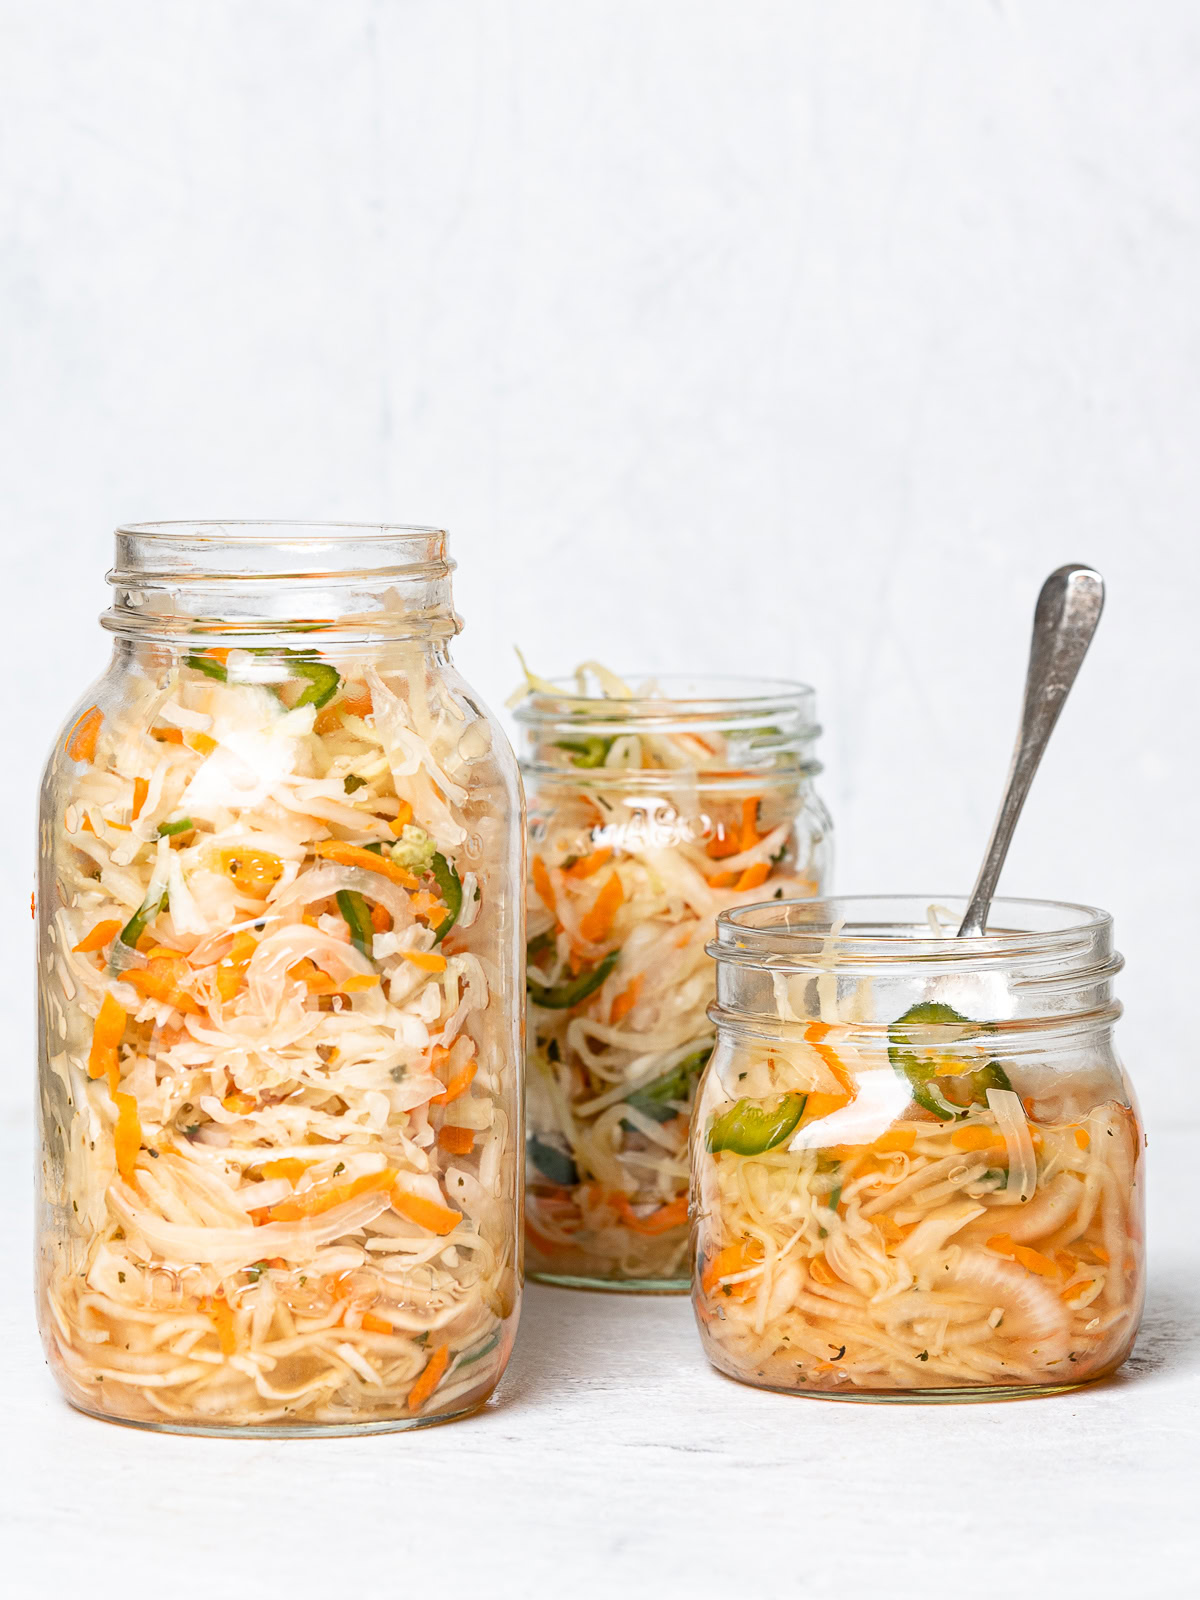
[36,522,524,1435]
[693,896,1144,1399]
[514,670,831,1291]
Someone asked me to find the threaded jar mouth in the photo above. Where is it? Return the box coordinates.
[514,672,821,784]
[708,895,1123,1042]
[103,521,460,645]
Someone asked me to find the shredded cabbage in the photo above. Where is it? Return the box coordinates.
[38,645,517,1429]
[517,664,829,1286]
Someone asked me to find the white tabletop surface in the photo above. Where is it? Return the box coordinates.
[2,1112,1195,1600]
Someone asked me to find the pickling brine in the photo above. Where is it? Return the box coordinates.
[513,668,830,1290]
[37,523,523,1434]
[693,897,1144,1398]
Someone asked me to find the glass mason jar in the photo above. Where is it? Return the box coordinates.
[693,896,1145,1400]
[36,522,524,1435]
[515,671,831,1291]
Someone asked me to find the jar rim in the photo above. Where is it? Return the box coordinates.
[513,672,816,724]
[116,519,447,543]
[711,894,1113,971]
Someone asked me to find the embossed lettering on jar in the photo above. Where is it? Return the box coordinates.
[515,670,831,1291]
[693,897,1145,1399]
[37,522,524,1434]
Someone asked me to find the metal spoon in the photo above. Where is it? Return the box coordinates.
[957,563,1105,938]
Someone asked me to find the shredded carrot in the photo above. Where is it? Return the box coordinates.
[951,1124,1004,1152]
[705,824,741,860]
[1061,1278,1096,1303]
[389,800,414,834]
[532,855,556,912]
[361,1312,392,1335]
[610,1193,688,1235]
[874,1128,916,1153]
[410,891,448,930]
[809,1254,839,1286]
[402,950,447,973]
[700,1239,762,1299]
[188,732,218,756]
[799,1091,851,1125]
[407,1344,449,1411]
[437,1124,475,1156]
[707,870,738,889]
[431,1058,477,1107]
[266,1167,394,1223]
[580,871,623,943]
[875,1216,912,1244]
[1074,1127,1091,1150]
[313,706,343,735]
[1084,1242,1110,1265]
[313,839,419,890]
[341,973,381,992]
[113,1090,141,1182]
[222,1091,255,1115]
[262,1158,310,1184]
[567,847,612,879]
[286,957,339,997]
[987,1233,1017,1257]
[65,705,103,763]
[131,776,149,820]
[804,1022,858,1099]
[740,795,761,850]
[370,901,392,933]
[610,975,643,1024]
[208,1294,237,1356]
[219,847,284,897]
[126,954,200,1014]
[87,992,126,1092]
[215,931,258,1001]
[74,919,123,955]
[392,1188,462,1236]
[735,861,770,891]
[152,726,184,744]
[1013,1244,1060,1278]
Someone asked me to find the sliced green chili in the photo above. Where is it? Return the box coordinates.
[291,658,340,709]
[336,889,375,961]
[185,652,228,682]
[625,1046,712,1124]
[527,1136,579,1187]
[706,1092,808,1155]
[888,1001,1009,1118]
[527,948,620,1010]
[343,774,367,794]
[554,736,613,768]
[120,888,169,950]
[429,852,463,944]
[157,817,194,837]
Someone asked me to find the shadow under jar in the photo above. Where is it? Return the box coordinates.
[515,672,831,1291]
[693,896,1145,1400]
[37,522,524,1435]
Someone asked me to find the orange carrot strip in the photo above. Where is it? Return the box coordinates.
[262,1158,310,1184]
[74,919,123,954]
[66,706,103,763]
[809,1254,839,1286]
[402,950,447,973]
[567,847,612,879]
[740,796,761,850]
[987,1234,1018,1258]
[799,1091,851,1124]
[222,1091,255,1115]
[579,871,623,943]
[113,1091,142,1182]
[131,776,149,820]
[707,870,738,889]
[951,1125,1004,1152]
[266,1168,394,1223]
[126,955,200,1014]
[700,1239,762,1299]
[410,891,448,930]
[705,824,741,861]
[152,726,184,743]
[219,847,284,897]
[532,855,556,912]
[874,1128,916,1153]
[735,861,770,891]
[610,975,643,1024]
[341,973,381,992]
[1013,1244,1060,1278]
[188,732,218,756]
[391,1188,462,1236]
[208,1295,237,1356]
[431,1058,477,1107]
[370,902,392,933]
[407,1344,449,1411]
[437,1124,476,1155]
[361,1312,393,1335]
[87,993,126,1087]
[611,1193,688,1236]
[804,1022,858,1100]
[313,839,419,890]
[389,800,414,834]
[1074,1127,1090,1150]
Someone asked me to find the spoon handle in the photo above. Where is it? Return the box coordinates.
[957,564,1105,938]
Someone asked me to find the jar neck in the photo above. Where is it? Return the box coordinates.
[709,895,1123,1047]
[103,522,460,647]
[514,673,821,786]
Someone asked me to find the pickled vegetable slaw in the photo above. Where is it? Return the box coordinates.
[41,645,515,1428]
[514,663,827,1285]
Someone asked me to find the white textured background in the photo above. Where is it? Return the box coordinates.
[2,5,1198,1595]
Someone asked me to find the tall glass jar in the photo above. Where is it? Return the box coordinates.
[36,522,524,1434]
[514,671,831,1291]
[693,896,1145,1400]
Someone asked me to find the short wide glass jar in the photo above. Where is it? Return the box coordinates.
[515,672,831,1291]
[37,522,524,1434]
[693,896,1144,1399]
